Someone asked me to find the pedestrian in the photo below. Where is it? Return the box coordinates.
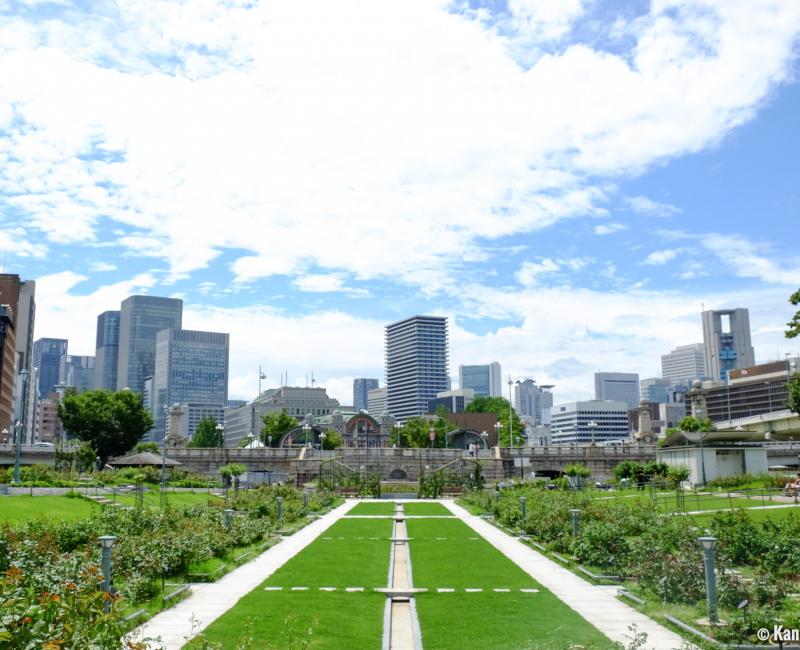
[636,466,645,491]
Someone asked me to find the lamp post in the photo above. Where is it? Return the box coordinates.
[587,420,598,445]
[303,423,311,447]
[570,508,581,536]
[519,496,527,528]
[216,422,226,462]
[13,369,28,484]
[699,537,719,624]
[13,420,23,484]
[319,431,327,451]
[494,421,502,447]
[277,496,283,522]
[98,535,117,613]
[268,434,273,448]
[507,377,514,447]
[224,508,234,531]
[696,408,708,487]
[481,430,488,450]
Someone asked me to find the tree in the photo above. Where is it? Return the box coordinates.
[785,288,800,415]
[321,430,343,450]
[219,463,247,493]
[465,396,524,446]
[261,410,299,446]
[677,415,711,432]
[400,416,448,448]
[57,389,153,468]
[188,417,223,448]
[134,441,160,454]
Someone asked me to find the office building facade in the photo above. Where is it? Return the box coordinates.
[459,362,501,398]
[640,377,672,404]
[385,315,449,422]
[117,295,182,395]
[428,388,475,414]
[594,372,640,409]
[661,343,706,384]
[150,329,229,442]
[32,338,68,398]
[702,308,755,382]
[353,378,379,411]
[0,306,15,432]
[514,379,554,425]
[94,310,120,390]
[367,386,388,415]
[60,355,95,392]
[550,400,630,444]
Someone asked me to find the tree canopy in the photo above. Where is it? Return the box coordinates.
[188,416,223,448]
[57,389,154,468]
[786,289,800,339]
[321,430,343,450]
[260,410,299,446]
[465,395,524,446]
[786,288,800,415]
[676,415,712,433]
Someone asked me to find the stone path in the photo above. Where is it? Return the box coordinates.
[442,501,690,650]
[385,503,422,650]
[129,500,355,650]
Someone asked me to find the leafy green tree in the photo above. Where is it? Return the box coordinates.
[614,460,641,481]
[188,417,223,448]
[321,430,343,450]
[261,410,299,446]
[219,462,247,492]
[465,396,524,445]
[677,415,712,432]
[57,389,153,468]
[400,416,449,448]
[785,288,800,415]
[134,441,160,454]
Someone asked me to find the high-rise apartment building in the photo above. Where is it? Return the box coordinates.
[32,338,68,397]
[701,308,755,382]
[459,362,502,397]
[661,343,706,384]
[353,378,379,411]
[0,306,15,432]
[94,310,120,390]
[60,355,95,392]
[150,329,229,442]
[385,315,449,422]
[640,377,672,404]
[594,372,640,409]
[514,379,554,425]
[0,275,36,437]
[117,295,182,395]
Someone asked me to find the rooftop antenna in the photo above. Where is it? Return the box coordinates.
[311,371,315,387]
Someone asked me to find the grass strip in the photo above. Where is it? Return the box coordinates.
[0,495,100,521]
[403,502,452,516]
[347,501,396,515]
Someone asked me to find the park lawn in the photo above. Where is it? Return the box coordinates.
[414,592,616,650]
[264,517,392,587]
[109,489,221,509]
[0,495,99,522]
[403,501,452,516]
[347,500,396,515]
[693,505,800,525]
[188,591,386,650]
[408,518,614,649]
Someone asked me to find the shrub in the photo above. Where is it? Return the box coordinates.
[572,520,630,571]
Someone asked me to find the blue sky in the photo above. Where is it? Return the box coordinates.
[1,0,799,403]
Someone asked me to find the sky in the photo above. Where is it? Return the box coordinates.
[1,0,799,405]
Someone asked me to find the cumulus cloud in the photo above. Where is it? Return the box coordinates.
[624,196,682,217]
[593,222,627,235]
[643,249,679,265]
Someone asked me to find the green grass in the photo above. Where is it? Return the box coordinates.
[692,504,800,525]
[0,495,100,522]
[407,518,614,649]
[347,501,396,515]
[187,591,386,649]
[192,518,390,648]
[403,502,452,516]
[111,489,221,509]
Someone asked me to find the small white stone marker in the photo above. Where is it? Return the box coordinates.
[436,537,447,540]
[369,537,380,540]
[493,588,510,592]
[437,588,455,593]
[520,588,539,593]
[319,587,337,591]
[291,587,308,591]
[264,586,283,591]
[346,587,364,592]
[465,588,483,593]
[323,537,332,540]
[354,536,363,540]
[468,537,479,540]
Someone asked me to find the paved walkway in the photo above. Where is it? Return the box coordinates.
[442,501,690,650]
[130,500,356,650]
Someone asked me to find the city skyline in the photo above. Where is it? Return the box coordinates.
[1,2,799,405]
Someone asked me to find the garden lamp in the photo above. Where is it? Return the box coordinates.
[98,535,117,613]
[698,536,718,623]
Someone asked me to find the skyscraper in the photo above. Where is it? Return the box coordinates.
[151,329,229,442]
[353,378,379,411]
[1,276,35,438]
[459,362,502,397]
[32,338,68,397]
[514,379,554,425]
[661,343,706,384]
[0,306,15,432]
[701,308,755,382]
[60,355,95,392]
[385,315,449,422]
[594,372,640,409]
[117,295,182,395]
[639,377,672,404]
[94,310,120,390]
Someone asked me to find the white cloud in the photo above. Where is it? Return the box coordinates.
[0,1,796,292]
[0,228,48,258]
[292,274,370,296]
[624,196,682,217]
[88,261,117,272]
[701,233,800,285]
[516,258,561,287]
[643,249,679,265]
[593,222,627,235]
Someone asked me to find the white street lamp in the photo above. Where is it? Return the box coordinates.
[587,420,598,445]
[319,431,327,450]
[494,421,502,446]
